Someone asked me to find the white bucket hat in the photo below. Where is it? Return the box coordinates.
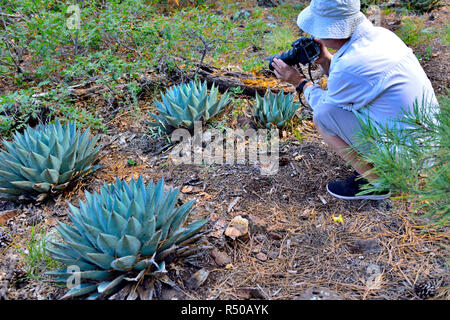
[297,0,366,39]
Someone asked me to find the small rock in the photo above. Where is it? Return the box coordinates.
[268,251,278,259]
[256,252,267,261]
[210,248,231,267]
[225,215,249,240]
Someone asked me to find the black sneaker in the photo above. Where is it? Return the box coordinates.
[326,171,391,200]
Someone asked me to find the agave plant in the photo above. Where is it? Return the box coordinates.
[149,80,230,132]
[253,90,300,129]
[0,122,100,202]
[47,177,208,299]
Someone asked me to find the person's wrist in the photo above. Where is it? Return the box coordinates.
[296,79,309,94]
[292,76,306,87]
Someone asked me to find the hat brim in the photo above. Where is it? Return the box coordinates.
[297,6,365,39]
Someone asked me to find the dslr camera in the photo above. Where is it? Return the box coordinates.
[267,37,321,70]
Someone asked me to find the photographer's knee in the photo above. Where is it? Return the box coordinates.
[313,104,334,131]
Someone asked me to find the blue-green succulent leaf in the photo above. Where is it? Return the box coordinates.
[62,283,98,299]
[115,235,141,257]
[110,255,137,271]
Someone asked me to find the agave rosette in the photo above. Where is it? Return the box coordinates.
[149,80,230,131]
[0,122,100,201]
[47,177,208,299]
[253,90,300,129]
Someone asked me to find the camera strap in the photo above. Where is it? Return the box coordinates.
[296,63,314,109]
[308,63,313,83]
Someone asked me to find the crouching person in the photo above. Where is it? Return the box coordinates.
[272,0,438,200]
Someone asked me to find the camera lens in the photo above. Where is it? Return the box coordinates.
[266,54,281,70]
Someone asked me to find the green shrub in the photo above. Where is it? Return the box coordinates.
[395,17,435,47]
[18,225,61,280]
[354,94,449,227]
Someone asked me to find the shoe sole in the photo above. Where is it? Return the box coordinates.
[326,185,391,200]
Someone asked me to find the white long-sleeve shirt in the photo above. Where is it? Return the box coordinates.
[304,17,438,129]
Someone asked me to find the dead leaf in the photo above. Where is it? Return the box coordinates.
[181,186,193,193]
[185,268,209,290]
[181,185,203,194]
[268,232,282,240]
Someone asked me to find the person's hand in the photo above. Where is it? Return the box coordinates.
[313,38,332,74]
[272,58,306,87]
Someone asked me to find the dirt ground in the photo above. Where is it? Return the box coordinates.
[1,115,448,300]
[0,4,449,300]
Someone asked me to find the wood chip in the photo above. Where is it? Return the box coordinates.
[318,195,327,205]
[181,185,203,194]
[0,209,20,225]
[227,197,241,213]
[181,185,193,193]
